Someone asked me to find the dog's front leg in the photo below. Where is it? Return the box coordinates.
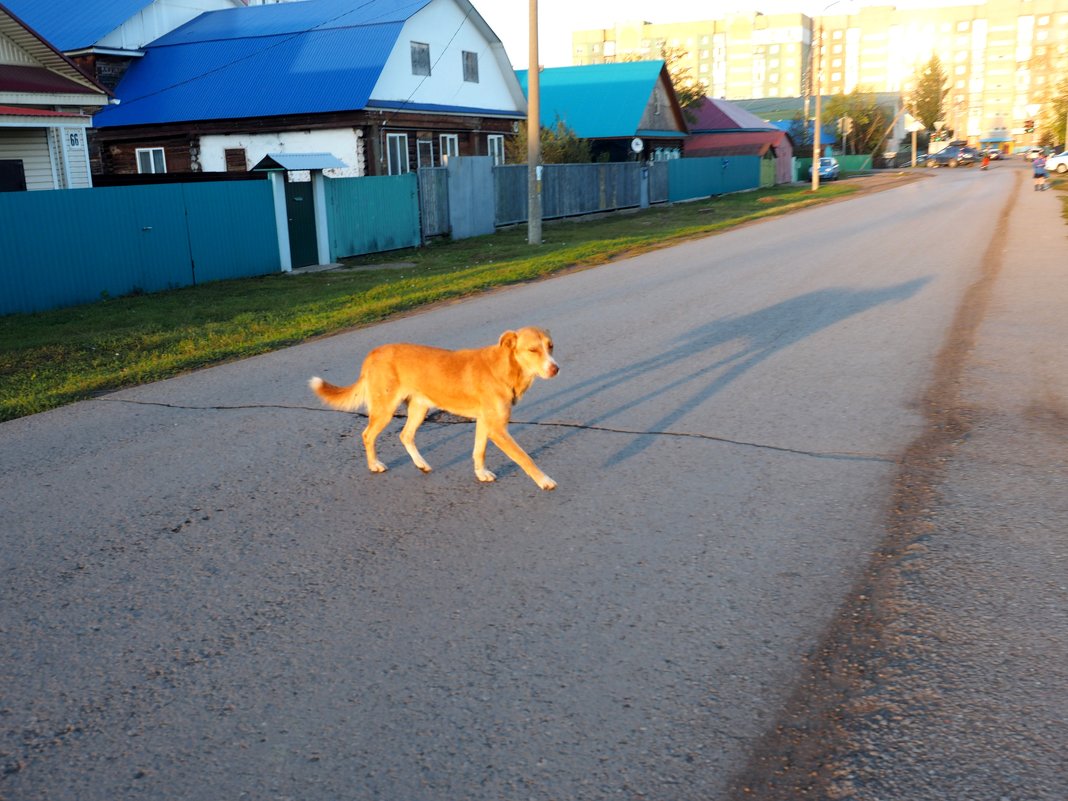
[472,418,496,483]
[485,420,556,491]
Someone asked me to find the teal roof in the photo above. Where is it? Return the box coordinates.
[516,61,684,139]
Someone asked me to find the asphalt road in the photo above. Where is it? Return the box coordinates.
[0,163,1051,800]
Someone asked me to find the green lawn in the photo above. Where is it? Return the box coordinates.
[0,182,857,422]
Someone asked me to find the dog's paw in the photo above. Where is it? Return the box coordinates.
[537,475,557,491]
[476,468,497,483]
[369,460,388,473]
[415,461,432,474]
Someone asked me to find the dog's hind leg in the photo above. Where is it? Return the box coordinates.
[399,400,432,473]
[361,391,401,473]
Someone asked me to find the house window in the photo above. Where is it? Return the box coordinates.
[387,133,409,174]
[463,51,479,83]
[440,134,459,161]
[224,148,247,172]
[136,147,166,174]
[411,42,431,76]
[487,134,505,165]
[417,139,434,168]
[0,159,27,192]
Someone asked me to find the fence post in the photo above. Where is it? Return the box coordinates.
[311,171,332,266]
[267,172,292,272]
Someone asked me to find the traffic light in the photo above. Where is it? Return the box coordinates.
[1025,119,1035,133]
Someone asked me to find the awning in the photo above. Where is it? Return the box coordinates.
[251,152,348,171]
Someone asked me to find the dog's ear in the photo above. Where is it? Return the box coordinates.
[498,330,518,350]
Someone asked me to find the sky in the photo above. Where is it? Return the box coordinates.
[476,0,967,69]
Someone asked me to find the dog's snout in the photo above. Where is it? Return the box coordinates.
[547,360,559,377]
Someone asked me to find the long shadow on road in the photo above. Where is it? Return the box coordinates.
[525,277,931,467]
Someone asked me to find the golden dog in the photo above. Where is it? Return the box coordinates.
[310,327,559,490]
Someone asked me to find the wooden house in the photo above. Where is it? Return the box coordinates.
[515,62,688,163]
[45,0,526,178]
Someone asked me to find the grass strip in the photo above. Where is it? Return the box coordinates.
[1,182,855,421]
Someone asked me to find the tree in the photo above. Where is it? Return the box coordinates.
[824,90,889,156]
[623,45,704,120]
[504,117,592,164]
[1040,77,1068,149]
[910,55,948,131]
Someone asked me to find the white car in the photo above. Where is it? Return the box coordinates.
[1044,151,1068,173]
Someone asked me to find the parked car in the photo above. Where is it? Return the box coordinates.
[926,145,979,167]
[1023,146,1048,161]
[983,148,1003,160]
[1045,151,1068,173]
[809,156,840,181]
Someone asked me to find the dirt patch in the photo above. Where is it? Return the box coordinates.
[726,171,1019,800]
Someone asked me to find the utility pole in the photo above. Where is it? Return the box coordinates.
[811,18,823,191]
[526,0,542,245]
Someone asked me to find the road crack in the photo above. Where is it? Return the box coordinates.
[94,397,894,464]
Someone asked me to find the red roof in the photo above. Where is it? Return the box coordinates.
[0,63,100,95]
[685,130,788,157]
[0,104,86,118]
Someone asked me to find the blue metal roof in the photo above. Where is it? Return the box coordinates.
[515,61,676,139]
[92,0,441,127]
[3,0,154,51]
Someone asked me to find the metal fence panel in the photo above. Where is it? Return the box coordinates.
[494,164,527,226]
[182,181,280,283]
[667,156,762,202]
[541,162,641,218]
[0,182,282,316]
[418,167,449,238]
[493,162,644,226]
[326,173,421,260]
[0,185,192,315]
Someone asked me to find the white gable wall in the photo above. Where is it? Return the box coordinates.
[96,0,249,51]
[371,0,524,115]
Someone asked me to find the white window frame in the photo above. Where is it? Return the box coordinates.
[387,133,409,175]
[440,134,459,162]
[411,41,431,76]
[487,134,505,166]
[417,138,434,168]
[136,147,166,174]
[462,50,479,83]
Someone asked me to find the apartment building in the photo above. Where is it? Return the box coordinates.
[573,1,1068,148]
[571,13,812,102]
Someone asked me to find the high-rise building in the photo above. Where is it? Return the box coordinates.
[573,1,1068,148]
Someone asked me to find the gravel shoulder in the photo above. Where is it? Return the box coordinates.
[733,167,1068,799]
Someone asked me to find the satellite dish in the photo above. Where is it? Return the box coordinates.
[631,137,644,153]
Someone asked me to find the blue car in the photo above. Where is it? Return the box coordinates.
[809,157,840,181]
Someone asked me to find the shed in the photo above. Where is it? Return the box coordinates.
[684,97,795,185]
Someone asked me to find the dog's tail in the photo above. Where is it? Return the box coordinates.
[309,375,367,412]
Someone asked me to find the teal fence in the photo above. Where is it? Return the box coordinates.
[326,173,421,260]
[2,154,769,316]
[0,181,279,315]
[668,156,762,201]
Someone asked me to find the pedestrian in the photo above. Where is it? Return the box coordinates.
[1033,154,1048,190]
[982,152,991,170]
